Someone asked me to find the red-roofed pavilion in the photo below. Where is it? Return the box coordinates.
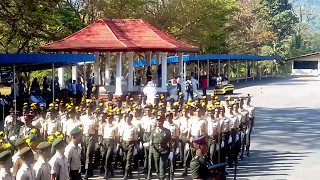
[40,19,198,95]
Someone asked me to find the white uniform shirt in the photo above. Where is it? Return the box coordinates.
[226,114,238,130]
[207,118,219,136]
[121,124,138,142]
[103,123,118,139]
[220,117,231,133]
[163,121,179,138]
[179,116,190,135]
[81,115,97,135]
[63,119,80,136]
[46,119,60,135]
[240,109,249,123]
[64,141,81,171]
[189,117,206,137]
[244,105,255,118]
[4,115,13,127]
[49,151,69,180]
[33,156,50,180]
[0,168,13,180]
[16,162,35,180]
[141,116,156,133]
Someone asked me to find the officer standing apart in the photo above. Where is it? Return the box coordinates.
[148,115,172,180]
[190,136,212,180]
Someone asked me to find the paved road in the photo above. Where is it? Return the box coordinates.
[230,77,320,180]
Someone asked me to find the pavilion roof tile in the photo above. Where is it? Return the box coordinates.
[40,19,198,53]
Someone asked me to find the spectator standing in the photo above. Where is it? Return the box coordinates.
[185,77,193,100]
[67,79,73,98]
[146,66,152,83]
[72,80,77,98]
[202,76,208,96]
[76,80,83,104]
[42,77,48,92]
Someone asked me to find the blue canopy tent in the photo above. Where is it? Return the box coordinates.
[133,54,281,87]
[0,54,95,111]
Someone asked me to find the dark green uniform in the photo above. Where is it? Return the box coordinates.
[148,127,171,180]
[190,152,212,180]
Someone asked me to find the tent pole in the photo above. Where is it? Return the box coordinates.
[197,60,200,89]
[52,63,55,103]
[13,64,16,123]
[252,60,255,81]
[218,59,221,76]
[207,59,209,87]
[84,62,87,96]
[236,60,239,83]
[228,59,231,82]
[245,59,248,82]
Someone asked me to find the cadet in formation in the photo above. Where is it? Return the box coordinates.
[0,91,254,180]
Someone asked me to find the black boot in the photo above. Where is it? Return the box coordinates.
[181,167,188,176]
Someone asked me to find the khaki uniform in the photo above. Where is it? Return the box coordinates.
[49,151,69,180]
[0,168,13,180]
[141,116,155,171]
[16,162,35,180]
[149,127,171,179]
[33,156,51,180]
[102,123,118,175]
[81,115,98,171]
[65,141,81,179]
[120,123,138,176]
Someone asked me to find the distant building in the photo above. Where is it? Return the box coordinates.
[290,52,320,76]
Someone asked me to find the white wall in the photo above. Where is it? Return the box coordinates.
[291,54,320,76]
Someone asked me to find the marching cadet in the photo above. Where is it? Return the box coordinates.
[148,115,172,180]
[164,110,179,179]
[4,108,21,140]
[12,138,28,179]
[0,150,13,180]
[102,111,118,178]
[81,104,98,179]
[206,107,219,163]
[16,147,35,180]
[244,94,255,157]
[120,112,138,179]
[26,133,40,161]
[49,138,69,180]
[233,100,243,161]
[141,105,155,174]
[180,106,190,176]
[225,103,238,167]
[65,126,82,180]
[63,108,80,142]
[190,136,212,180]
[238,97,249,159]
[33,142,51,180]
[189,107,206,140]
[219,105,230,163]
[43,109,61,140]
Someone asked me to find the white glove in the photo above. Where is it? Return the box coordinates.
[228,136,232,144]
[133,148,138,156]
[241,133,245,140]
[236,134,239,142]
[185,143,190,150]
[143,142,149,148]
[168,152,173,161]
[221,141,225,148]
[216,144,220,150]
[139,142,143,149]
[175,148,180,155]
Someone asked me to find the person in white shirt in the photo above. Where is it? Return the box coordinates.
[34,142,51,180]
[65,126,82,180]
[49,138,69,180]
[243,94,255,157]
[16,147,35,180]
[0,151,13,180]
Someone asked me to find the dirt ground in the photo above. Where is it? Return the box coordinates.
[0,84,11,95]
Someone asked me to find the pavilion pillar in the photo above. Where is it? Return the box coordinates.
[228,59,231,82]
[146,51,152,66]
[115,52,123,96]
[94,52,100,85]
[127,51,134,91]
[83,63,87,95]
[161,52,168,92]
[184,61,187,80]
[72,51,79,81]
[58,68,65,89]
[105,52,111,85]
[218,60,221,75]
[178,53,183,77]
[197,60,200,89]
[236,59,239,83]
[156,52,160,87]
[245,59,248,82]
[207,59,209,87]
[252,60,255,80]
